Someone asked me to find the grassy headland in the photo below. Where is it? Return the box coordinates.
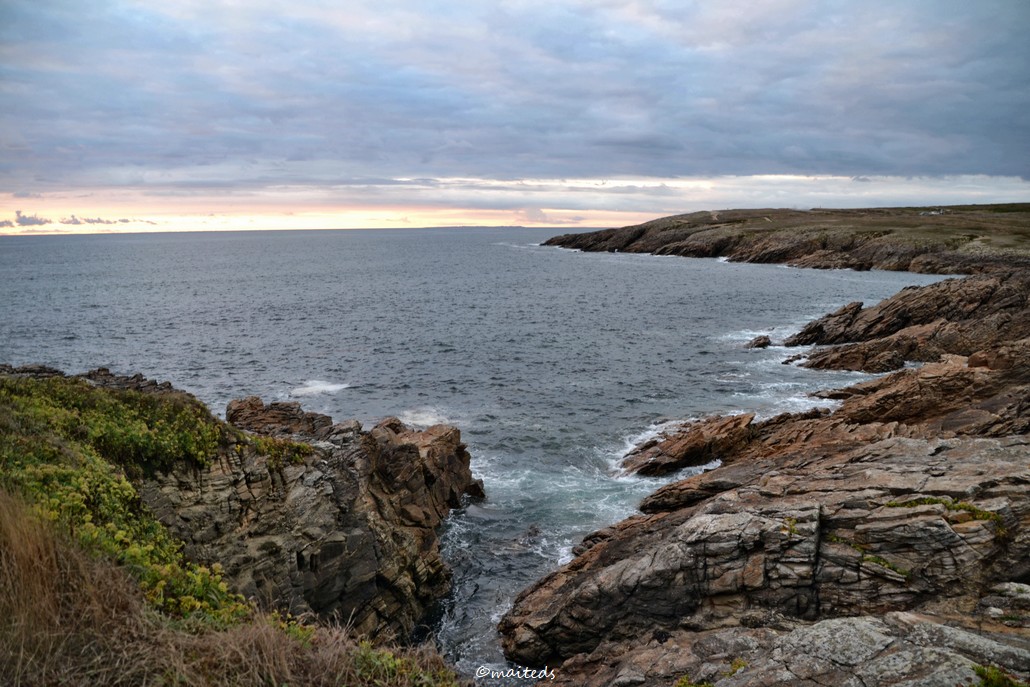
[545,203,1030,273]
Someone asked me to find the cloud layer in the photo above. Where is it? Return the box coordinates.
[1,1,1028,229]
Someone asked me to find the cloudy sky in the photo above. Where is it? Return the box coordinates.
[2,0,1028,233]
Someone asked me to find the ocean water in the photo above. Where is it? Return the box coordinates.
[0,227,945,675]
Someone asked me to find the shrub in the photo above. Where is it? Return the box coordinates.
[0,376,247,622]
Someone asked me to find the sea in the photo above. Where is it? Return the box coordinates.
[0,226,946,676]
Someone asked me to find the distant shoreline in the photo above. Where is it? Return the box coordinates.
[544,203,1030,275]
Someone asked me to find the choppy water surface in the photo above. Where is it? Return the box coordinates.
[0,227,944,674]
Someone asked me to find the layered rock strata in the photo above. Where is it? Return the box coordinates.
[785,271,1030,372]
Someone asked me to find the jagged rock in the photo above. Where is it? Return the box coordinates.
[621,414,756,476]
[82,366,175,391]
[0,363,66,377]
[502,342,1030,681]
[531,210,1030,686]
[624,338,1030,484]
[2,367,486,641]
[745,335,772,349]
[226,395,334,438]
[130,391,486,640]
[783,271,1030,372]
[540,611,1029,687]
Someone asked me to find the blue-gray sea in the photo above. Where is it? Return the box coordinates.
[0,227,945,675]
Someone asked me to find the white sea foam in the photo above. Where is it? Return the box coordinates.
[397,406,452,428]
[290,380,350,396]
[749,393,841,418]
[609,418,690,465]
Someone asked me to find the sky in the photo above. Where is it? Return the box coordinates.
[2,0,1029,234]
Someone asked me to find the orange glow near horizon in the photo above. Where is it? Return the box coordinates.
[1,175,701,235]
[5,174,1028,236]
[0,206,657,236]
[0,193,658,236]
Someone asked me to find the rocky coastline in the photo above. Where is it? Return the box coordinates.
[4,205,1028,685]
[502,207,1030,686]
[0,365,483,642]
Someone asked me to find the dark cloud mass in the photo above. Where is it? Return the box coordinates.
[0,0,1028,198]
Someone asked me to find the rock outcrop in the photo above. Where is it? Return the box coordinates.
[621,413,755,476]
[745,335,772,349]
[543,610,1030,687]
[784,271,1030,372]
[620,337,1030,482]
[76,372,484,640]
[501,228,1030,686]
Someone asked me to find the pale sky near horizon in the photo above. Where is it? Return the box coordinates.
[2,1,1029,235]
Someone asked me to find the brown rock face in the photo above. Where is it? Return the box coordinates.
[140,397,484,640]
[621,413,756,476]
[745,335,772,349]
[785,271,1030,372]
[226,395,335,437]
[501,434,1030,680]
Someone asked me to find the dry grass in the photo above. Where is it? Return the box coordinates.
[0,489,461,687]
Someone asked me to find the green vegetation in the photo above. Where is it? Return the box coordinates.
[253,433,315,470]
[723,657,748,677]
[0,375,248,622]
[824,532,910,578]
[0,373,461,686]
[0,376,228,477]
[674,677,714,687]
[0,488,460,686]
[859,554,910,578]
[974,664,1028,687]
[352,642,460,686]
[885,496,1004,525]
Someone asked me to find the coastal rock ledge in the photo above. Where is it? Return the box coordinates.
[500,253,1030,685]
[501,433,1030,686]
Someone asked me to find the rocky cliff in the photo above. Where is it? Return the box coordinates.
[500,218,1030,686]
[72,369,484,640]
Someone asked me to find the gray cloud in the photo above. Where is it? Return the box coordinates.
[60,215,155,225]
[14,210,51,226]
[1,0,1028,202]
[62,215,115,225]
